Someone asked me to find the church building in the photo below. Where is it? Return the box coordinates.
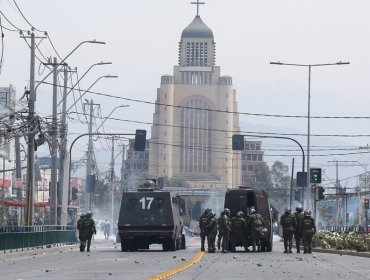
[149,4,241,189]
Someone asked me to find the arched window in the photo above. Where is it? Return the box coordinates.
[180,98,213,174]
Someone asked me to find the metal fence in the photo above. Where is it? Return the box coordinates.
[0,225,77,251]
[319,225,370,234]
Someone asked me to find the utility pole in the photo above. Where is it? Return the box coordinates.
[22,31,47,225]
[110,137,115,236]
[59,66,76,225]
[84,100,99,211]
[58,66,68,224]
[25,32,36,226]
[289,158,294,209]
[120,144,126,192]
[50,57,59,225]
[15,136,22,198]
[328,160,346,225]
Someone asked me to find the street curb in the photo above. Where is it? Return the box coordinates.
[312,247,370,258]
[1,243,77,258]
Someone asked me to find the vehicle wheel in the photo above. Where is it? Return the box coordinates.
[121,240,128,252]
[162,242,169,251]
[266,241,272,252]
[176,238,180,250]
[169,239,176,251]
[181,234,186,249]
[260,242,266,252]
[128,241,137,252]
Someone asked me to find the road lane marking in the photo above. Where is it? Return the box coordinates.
[148,250,205,280]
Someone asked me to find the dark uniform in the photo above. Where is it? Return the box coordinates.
[230,211,247,252]
[218,208,231,253]
[294,207,304,253]
[81,212,96,252]
[77,214,85,244]
[199,208,211,251]
[204,212,217,253]
[300,210,316,254]
[280,208,296,253]
[248,208,264,252]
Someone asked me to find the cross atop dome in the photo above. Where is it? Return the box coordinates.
[191,0,205,16]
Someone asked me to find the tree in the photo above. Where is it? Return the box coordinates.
[254,162,272,188]
[271,161,290,189]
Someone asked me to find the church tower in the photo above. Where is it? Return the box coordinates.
[149,3,241,189]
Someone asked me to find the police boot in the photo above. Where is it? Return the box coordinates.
[297,247,300,253]
[284,247,288,253]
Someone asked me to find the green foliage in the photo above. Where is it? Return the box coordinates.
[313,231,370,252]
[271,161,290,188]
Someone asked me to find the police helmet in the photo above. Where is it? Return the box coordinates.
[250,207,256,214]
[295,206,303,212]
[285,207,291,214]
[236,211,244,217]
[205,208,212,214]
[304,210,311,217]
[80,214,85,218]
[224,208,230,216]
[86,211,92,218]
[209,211,216,218]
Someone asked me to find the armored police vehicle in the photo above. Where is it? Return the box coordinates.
[224,187,273,252]
[118,184,186,252]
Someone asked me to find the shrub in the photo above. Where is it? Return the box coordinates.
[313,231,368,252]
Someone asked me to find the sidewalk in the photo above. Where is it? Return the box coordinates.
[312,247,370,258]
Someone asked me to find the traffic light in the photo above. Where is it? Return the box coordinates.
[134,129,147,151]
[310,168,322,184]
[294,188,302,202]
[232,135,244,150]
[364,198,369,209]
[296,172,307,188]
[86,174,96,193]
[317,186,325,200]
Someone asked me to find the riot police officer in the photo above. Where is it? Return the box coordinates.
[280,208,296,253]
[300,210,316,254]
[199,208,211,251]
[218,208,231,253]
[248,207,264,252]
[294,206,304,253]
[230,211,247,252]
[81,211,97,252]
[77,213,85,246]
[204,211,217,253]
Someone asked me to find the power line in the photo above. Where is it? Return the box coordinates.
[39,81,370,120]
[12,0,46,33]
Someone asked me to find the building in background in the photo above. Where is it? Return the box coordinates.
[149,11,241,189]
[241,140,265,186]
[0,85,16,198]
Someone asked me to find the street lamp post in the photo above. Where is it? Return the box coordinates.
[25,39,105,226]
[65,73,116,113]
[270,61,349,210]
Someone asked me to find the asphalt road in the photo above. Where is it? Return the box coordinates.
[0,236,369,280]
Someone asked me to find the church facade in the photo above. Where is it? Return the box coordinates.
[149,13,241,189]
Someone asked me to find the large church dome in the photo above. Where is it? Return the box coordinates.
[181,16,213,39]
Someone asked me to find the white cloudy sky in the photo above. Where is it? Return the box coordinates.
[1,0,370,188]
